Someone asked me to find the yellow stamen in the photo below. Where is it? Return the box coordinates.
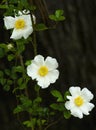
[74,96,84,107]
[38,66,48,77]
[15,19,26,29]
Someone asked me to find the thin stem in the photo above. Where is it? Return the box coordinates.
[34,0,49,25]
[32,126,34,130]
[19,53,35,130]
[44,116,62,130]
[33,31,37,56]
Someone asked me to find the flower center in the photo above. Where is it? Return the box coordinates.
[38,66,48,77]
[15,19,26,29]
[74,96,84,107]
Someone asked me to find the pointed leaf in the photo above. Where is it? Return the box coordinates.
[51,90,64,102]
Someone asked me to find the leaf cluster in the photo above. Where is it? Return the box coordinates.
[50,90,71,119]
[49,9,65,22]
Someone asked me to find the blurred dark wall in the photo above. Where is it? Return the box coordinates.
[37,0,96,129]
[0,0,96,130]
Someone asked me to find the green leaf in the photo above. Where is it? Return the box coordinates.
[3,85,10,91]
[14,96,32,114]
[10,69,17,80]
[23,120,32,127]
[0,73,12,90]
[13,105,23,114]
[23,118,36,128]
[0,43,7,49]
[50,103,65,111]
[55,10,64,18]
[20,95,32,108]
[49,15,57,21]
[63,110,71,119]
[41,119,46,125]
[0,78,6,85]
[16,40,25,54]
[35,23,48,31]
[19,83,27,90]
[49,9,65,21]
[50,103,59,110]
[17,78,27,90]
[13,66,23,73]
[64,91,70,100]
[17,78,23,85]
[51,90,64,102]
[25,60,32,66]
[37,119,46,126]
[33,97,42,104]
[7,54,15,61]
[0,5,8,9]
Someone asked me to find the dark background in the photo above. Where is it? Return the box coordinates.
[0,0,96,130]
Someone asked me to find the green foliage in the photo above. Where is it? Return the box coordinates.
[3,79,13,91]
[0,70,13,91]
[64,91,70,100]
[51,89,64,102]
[0,5,8,9]
[49,9,65,22]
[13,105,23,114]
[23,118,46,128]
[12,66,24,73]
[63,110,71,119]
[0,48,5,58]
[0,1,71,130]
[35,23,48,31]
[0,78,6,86]
[13,95,32,114]
[50,89,71,120]
[50,103,65,111]
[25,60,32,66]
[7,54,15,61]
[23,119,36,128]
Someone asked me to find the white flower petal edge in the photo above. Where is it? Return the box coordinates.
[81,88,94,101]
[69,86,81,96]
[65,86,94,119]
[4,16,15,29]
[45,56,59,70]
[37,76,50,89]
[23,26,33,39]
[33,55,44,66]
[10,26,33,40]
[47,70,59,83]
[18,10,36,24]
[27,55,59,88]
[10,29,23,40]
